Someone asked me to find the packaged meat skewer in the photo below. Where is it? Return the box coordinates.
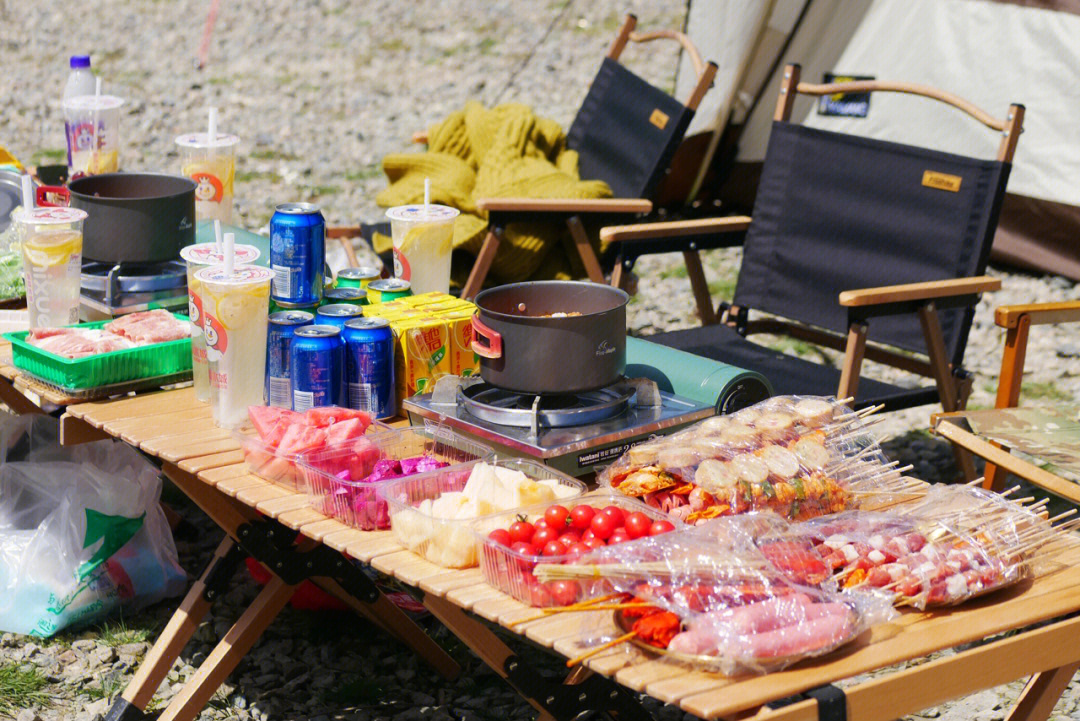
[600,395,910,524]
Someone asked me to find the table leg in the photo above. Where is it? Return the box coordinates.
[0,375,43,415]
[1005,663,1080,721]
[156,576,297,721]
[59,412,111,445]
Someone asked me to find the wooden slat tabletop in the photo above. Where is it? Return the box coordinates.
[58,386,1080,720]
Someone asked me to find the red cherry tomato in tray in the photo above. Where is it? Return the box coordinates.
[545,505,570,529]
[601,505,627,524]
[649,520,676,536]
[543,541,566,557]
[549,580,580,606]
[570,505,597,530]
[590,512,617,540]
[509,521,535,545]
[624,512,653,539]
[533,527,560,548]
[488,529,512,547]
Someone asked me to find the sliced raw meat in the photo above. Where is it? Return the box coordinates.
[104,309,189,343]
[27,329,136,359]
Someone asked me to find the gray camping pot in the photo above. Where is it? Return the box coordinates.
[40,173,196,263]
[471,281,629,394]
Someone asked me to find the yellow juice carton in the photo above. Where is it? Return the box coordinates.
[433,308,480,378]
[391,316,452,402]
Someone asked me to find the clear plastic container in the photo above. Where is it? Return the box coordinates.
[234,415,391,490]
[475,492,676,607]
[297,426,495,531]
[381,458,586,569]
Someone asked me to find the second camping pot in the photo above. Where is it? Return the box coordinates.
[37,173,196,263]
[471,281,629,394]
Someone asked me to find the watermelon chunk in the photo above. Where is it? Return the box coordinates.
[249,406,302,439]
[325,417,366,446]
[278,425,328,458]
[304,407,373,431]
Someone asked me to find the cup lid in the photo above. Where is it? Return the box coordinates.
[194,264,274,284]
[385,204,460,222]
[180,242,260,266]
[175,132,241,149]
[15,207,88,225]
[63,94,123,111]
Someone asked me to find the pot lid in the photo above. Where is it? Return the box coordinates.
[194,264,273,285]
[385,204,460,222]
[174,132,240,149]
[180,242,260,266]
[14,206,88,225]
[62,94,123,111]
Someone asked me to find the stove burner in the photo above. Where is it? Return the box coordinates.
[458,382,635,429]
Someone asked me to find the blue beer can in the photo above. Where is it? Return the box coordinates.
[315,303,364,330]
[270,202,325,306]
[289,325,345,410]
[343,317,396,419]
[265,310,314,408]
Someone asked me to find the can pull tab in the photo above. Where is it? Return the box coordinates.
[470,314,502,360]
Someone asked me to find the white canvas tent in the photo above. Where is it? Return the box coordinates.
[675,0,1080,279]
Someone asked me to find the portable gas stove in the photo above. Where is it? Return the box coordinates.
[80,260,189,320]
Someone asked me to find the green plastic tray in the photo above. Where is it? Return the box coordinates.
[3,313,193,390]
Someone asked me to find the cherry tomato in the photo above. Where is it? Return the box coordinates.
[566,542,591,560]
[570,504,597,530]
[530,584,552,607]
[509,521,535,545]
[608,528,631,545]
[534,518,550,531]
[624,512,652,539]
[601,505,626,525]
[558,530,582,547]
[649,520,676,536]
[582,529,597,543]
[590,512,617,540]
[549,580,580,606]
[510,541,537,557]
[545,505,570,529]
[488,528,512,547]
[543,541,566,557]
[533,527,560,548]
[583,536,606,550]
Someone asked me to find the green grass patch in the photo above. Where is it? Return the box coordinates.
[309,185,341,197]
[0,663,50,715]
[707,278,736,300]
[346,165,383,182]
[1021,381,1071,403]
[235,170,283,184]
[479,37,498,55]
[83,673,124,702]
[769,337,834,365]
[658,265,688,280]
[378,38,407,52]
[97,616,154,647]
[249,149,299,161]
[30,148,66,166]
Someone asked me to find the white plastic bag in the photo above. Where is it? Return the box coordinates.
[0,415,186,636]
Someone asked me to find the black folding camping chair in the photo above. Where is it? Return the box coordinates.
[450,14,718,300]
[602,64,1025,476]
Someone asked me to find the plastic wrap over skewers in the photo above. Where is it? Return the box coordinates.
[600,395,920,524]
[796,484,1079,609]
[535,521,894,675]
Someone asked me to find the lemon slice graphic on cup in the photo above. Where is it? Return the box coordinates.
[399,222,454,257]
[22,232,82,268]
[212,288,265,330]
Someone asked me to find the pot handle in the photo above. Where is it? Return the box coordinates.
[35,185,70,207]
[471,314,502,360]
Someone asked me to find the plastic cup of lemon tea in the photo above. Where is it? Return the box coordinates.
[176,132,239,224]
[194,264,273,428]
[179,243,261,402]
[63,95,123,177]
[15,206,88,328]
[386,204,459,295]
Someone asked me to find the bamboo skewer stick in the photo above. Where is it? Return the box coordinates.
[566,632,637,668]
[508,593,628,627]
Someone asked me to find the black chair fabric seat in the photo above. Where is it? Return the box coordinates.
[649,323,940,412]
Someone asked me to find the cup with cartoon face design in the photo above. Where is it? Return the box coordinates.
[176,132,239,223]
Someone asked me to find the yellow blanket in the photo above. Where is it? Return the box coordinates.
[375,102,612,284]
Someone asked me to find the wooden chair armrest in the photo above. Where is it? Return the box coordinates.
[839,276,1001,307]
[476,198,652,214]
[995,301,1080,329]
[599,216,752,244]
[411,130,428,144]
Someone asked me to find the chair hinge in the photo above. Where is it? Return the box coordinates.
[201,542,245,603]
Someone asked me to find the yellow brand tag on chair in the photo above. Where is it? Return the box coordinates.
[922,170,962,192]
[649,109,670,130]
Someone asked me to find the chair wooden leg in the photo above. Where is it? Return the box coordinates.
[682,250,717,325]
[566,215,606,284]
[610,258,626,291]
[462,229,501,300]
[1005,662,1080,721]
[984,316,1032,486]
[919,303,977,480]
[156,576,297,721]
[114,537,234,712]
[836,322,868,404]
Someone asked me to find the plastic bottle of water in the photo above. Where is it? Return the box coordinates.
[63,55,95,167]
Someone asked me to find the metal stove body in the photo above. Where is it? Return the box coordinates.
[404,376,714,477]
[80,260,189,320]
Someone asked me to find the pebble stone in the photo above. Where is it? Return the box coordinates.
[3,2,1079,721]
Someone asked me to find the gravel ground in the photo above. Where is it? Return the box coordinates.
[3,1,1080,720]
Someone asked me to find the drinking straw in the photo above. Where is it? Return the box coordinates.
[214,219,223,254]
[90,77,102,171]
[424,177,431,219]
[207,106,218,145]
[20,175,33,210]
[223,232,235,277]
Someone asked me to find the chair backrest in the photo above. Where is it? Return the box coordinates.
[566,15,717,200]
[733,65,1022,367]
